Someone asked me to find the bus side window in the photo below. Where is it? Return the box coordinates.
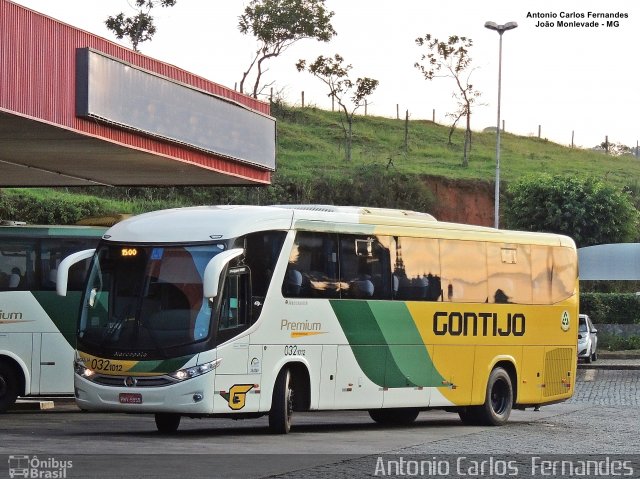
[216,270,250,345]
[440,239,488,303]
[241,231,286,298]
[487,243,532,304]
[392,236,442,301]
[339,235,392,300]
[41,239,97,291]
[282,232,339,298]
[0,239,36,291]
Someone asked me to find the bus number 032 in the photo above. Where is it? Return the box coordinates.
[284,345,305,356]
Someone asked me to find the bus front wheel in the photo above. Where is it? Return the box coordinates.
[369,408,419,425]
[269,368,293,434]
[0,362,19,413]
[155,413,181,433]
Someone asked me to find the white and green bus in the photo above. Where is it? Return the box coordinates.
[59,205,579,433]
[0,223,106,411]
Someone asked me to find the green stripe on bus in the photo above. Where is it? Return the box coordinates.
[330,300,408,387]
[32,291,82,347]
[128,355,194,374]
[369,302,444,387]
[330,300,443,388]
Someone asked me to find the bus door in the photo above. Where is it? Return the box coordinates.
[38,332,73,394]
[212,267,261,413]
[317,345,337,409]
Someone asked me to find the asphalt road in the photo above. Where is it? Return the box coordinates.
[1,369,638,478]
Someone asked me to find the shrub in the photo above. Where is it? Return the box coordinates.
[504,175,639,247]
[580,292,640,324]
[0,192,107,225]
[598,333,640,351]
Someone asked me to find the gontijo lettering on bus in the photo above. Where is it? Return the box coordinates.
[432,311,525,336]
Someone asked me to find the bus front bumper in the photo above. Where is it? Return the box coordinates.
[74,373,215,414]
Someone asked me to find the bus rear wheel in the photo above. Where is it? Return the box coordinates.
[458,407,481,425]
[369,408,419,425]
[155,413,181,433]
[480,367,513,425]
[458,367,513,426]
[0,362,19,413]
[269,368,293,434]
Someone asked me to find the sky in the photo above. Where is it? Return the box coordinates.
[11,0,640,150]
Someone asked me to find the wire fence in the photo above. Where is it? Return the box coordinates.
[271,89,640,158]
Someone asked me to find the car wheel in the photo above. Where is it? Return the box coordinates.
[584,348,592,364]
[591,350,598,362]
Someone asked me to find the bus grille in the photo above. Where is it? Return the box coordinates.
[543,347,573,397]
[92,375,176,388]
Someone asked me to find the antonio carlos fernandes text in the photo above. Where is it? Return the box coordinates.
[373,456,634,476]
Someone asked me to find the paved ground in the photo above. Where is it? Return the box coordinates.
[4,365,639,478]
[269,367,640,478]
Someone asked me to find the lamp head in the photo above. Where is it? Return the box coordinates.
[485,21,518,33]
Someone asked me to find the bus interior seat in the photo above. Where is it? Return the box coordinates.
[349,279,374,298]
[144,309,192,344]
[283,267,303,296]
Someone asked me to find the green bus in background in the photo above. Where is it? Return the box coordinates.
[0,222,106,411]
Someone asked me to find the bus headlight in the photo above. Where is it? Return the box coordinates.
[74,360,95,379]
[169,359,222,381]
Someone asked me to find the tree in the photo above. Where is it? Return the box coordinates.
[503,175,639,247]
[296,54,378,162]
[238,0,336,99]
[106,0,177,52]
[594,140,635,157]
[415,34,480,167]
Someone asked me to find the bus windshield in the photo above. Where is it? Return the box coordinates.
[79,243,227,354]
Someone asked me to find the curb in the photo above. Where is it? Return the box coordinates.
[598,353,640,360]
[578,363,640,370]
[10,400,55,411]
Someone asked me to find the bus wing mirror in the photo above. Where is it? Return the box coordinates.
[203,248,244,299]
[56,249,95,297]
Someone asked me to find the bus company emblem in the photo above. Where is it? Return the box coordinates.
[124,376,137,387]
[220,384,254,410]
[561,311,570,331]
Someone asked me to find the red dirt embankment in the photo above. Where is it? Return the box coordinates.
[424,176,494,227]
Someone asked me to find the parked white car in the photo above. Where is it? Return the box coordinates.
[578,314,598,363]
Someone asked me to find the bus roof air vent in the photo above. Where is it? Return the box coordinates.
[273,205,436,220]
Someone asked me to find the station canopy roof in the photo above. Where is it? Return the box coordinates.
[0,0,274,187]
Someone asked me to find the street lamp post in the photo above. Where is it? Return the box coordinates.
[485,21,517,229]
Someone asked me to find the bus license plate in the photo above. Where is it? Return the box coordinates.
[119,393,143,404]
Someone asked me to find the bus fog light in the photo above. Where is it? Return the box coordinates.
[193,393,204,402]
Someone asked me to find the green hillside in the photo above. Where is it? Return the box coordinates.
[2,102,640,223]
[273,103,640,187]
